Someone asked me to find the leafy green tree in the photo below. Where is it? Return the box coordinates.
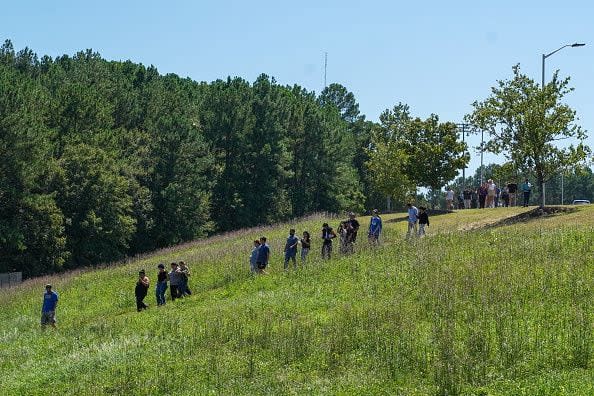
[466,65,591,207]
[0,58,68,276]
[55,144,136,267]
[318,83,363,123]
[368,103,468,208]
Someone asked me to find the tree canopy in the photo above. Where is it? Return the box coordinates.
[465,65,591,207]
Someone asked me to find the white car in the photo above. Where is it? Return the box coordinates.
[572,199,590,205]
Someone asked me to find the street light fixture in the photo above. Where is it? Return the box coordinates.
[540,42,585,206]
[542,43,585,89]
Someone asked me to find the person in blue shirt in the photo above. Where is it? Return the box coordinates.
[41,284,59,329]
[284,229,299,270]
[406,203,419,238]
[368,209,383,245]
[249,239,261,273]
[256,236,270,274]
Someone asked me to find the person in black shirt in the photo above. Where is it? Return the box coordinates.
[155,263,168,306]
[135,270,150,312]
[321,223,336,259]
[418,207,430,236]
[300,231,311,264]
[463,189,472,209]
[345,212,360,254]
[507,182,518,207]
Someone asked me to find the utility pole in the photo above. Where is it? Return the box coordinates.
[456,123,481,189]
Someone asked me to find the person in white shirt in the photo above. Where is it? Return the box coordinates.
[445,188,455,210]
[486,179,497,208]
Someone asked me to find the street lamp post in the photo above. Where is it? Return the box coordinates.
[542,43,585,89]
[540,42,585,206]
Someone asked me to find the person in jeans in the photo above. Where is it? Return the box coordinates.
[368,209,383,245]
[300,231,311,264]
[135,270,150,312]
[256,236,270,274]
[284,229,299,270]
[41,284,59,329]
[521,179,532,207]
[155,263,168,306]
[321,223,336,259]
[169,262,183,300]
[249,239,261,273]
[178,261,191,296]
[406,203,419,238]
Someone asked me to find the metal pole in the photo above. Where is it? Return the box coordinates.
[541,53,545,89]
[324,52,327,89]
[481,129,485,185]
[462,125,466,190]
[561,171,565,205]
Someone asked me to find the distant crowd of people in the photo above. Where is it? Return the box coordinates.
[445,178,533,210]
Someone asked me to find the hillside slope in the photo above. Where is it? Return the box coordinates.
[1,207,593,395]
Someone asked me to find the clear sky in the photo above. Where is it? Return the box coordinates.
[3,0,593,176]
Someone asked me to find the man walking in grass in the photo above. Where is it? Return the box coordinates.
[284,229,299,270]
[256,236,270,274]
[406,203,419,238]
[41,284,59,329]
[368,209,383,245]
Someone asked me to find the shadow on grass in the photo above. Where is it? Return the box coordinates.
[465,206,577,231]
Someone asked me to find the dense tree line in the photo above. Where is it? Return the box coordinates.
[0,41,469,277]
[0,41,377,277]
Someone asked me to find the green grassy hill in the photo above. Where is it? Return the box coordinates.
[1,207,593,395]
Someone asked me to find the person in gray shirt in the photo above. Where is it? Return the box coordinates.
[168,262,183,300]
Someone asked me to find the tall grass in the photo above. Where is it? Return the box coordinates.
[0,207,592,395]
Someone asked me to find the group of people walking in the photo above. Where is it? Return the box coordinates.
[41,208,434,321]
[447,178,533,210]
[406,204,430,237]
[135,261,192,312]
[249,210,384,274]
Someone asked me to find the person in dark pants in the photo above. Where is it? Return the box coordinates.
[256,236,270,274]
[284,229,299,270]
[135,270,150,311]
[168,262,183,300]
[155,263,168,306]
[41,284,59,329]
[321,223,337,259]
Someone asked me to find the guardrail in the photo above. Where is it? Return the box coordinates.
[0,272,22,289]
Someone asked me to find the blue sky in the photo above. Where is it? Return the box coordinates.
[3,0,593,176]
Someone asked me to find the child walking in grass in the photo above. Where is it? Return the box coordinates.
[300,231,311,264]
[418,206,430,237]
[321,223,336,259]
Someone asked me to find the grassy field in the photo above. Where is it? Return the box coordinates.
[1,206,593,395]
